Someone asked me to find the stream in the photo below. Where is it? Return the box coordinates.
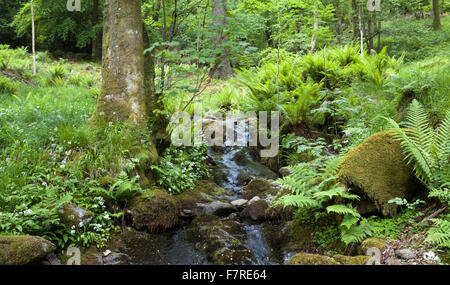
[128,144,283,265]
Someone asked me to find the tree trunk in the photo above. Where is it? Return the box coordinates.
[209,0,232,79]
[352,0,360,41]
[92,0,148,127]
[377,19,381,52]
[368,16,373,51]
[160,0,167,90]
[31,0,36,76]
[91,0,101,59]
[432,0,441,29]
[334,0,342,45]
[358,0,364,53]
[311,0,319,51]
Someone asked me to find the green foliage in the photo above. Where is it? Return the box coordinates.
[426,215,450,248]
[385,100,449,191]
[0,76,18,95]
[275,155,373,245]
[367,209,417,240]
[91,171,143,207]
[385,99,450,249]
[151,145,209,195]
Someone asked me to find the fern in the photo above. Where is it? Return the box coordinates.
[385,99,450,189]
[340,220,375,245]
[425,215,450,248]
[275,156,372,245]
[326,204,360,217]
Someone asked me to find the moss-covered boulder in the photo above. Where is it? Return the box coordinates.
[186,215,254,265]
[58,204,94,228]
[287,253,369,265]
[287,253,334,265]
[242,178,278,200]
[240,200,269,221]
[358,238,387,255]
[338,131,420,216]
[0,236,54,265]
[127,188,181,233]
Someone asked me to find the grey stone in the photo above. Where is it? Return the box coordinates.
[196,201,237,217]
[395,248,417,260]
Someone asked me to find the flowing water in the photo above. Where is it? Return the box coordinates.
[128,119,282,265]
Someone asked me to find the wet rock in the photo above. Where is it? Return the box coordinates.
[127,189,180,233]
[232,148,250,166]
[240,200,269,221]
[103,252,131,265]
[187,215,254,265]
[195,201,237,217]
[395,248,417,260]
[212,167,228,186]
[279,167,291,177]
[248,196,261,205]
[231,199,248,209]
[236,172,253,186]
[58,204,94,228]
[242,178,278,200]
[0,236,54,265]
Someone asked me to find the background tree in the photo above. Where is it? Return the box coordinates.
[209,0,233,79]
[91,0,149,127]
[432,0,441,29]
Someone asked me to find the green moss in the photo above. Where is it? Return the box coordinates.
[332,254,370,265]
[339,131,420,216]
[127,188,180,233]
[288,253,334,265]
[288,252,369,265]
[359,238,387,255]
[242,178,277,200]
[0,236,54,265]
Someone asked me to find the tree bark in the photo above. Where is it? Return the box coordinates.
[92,0,148,127]
[432,0,441,29]
[334,0,342,45]
[358,0,364,53]
[311,0,319,51]
[160,0,167,90]
[91,0,102,59]
[209,0,232,79]
[31,0,36,76]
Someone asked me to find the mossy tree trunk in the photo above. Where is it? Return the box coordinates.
[432,0,441,29]
[209,0,232,80]
[91,0,148,127]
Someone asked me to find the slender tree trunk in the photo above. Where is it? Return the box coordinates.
[91,0,101,59]
[377,19,381,52]
[358,0,364,53]
[31,0,36,76]
[352,0,360,41]
[91,0,148,127]
[311,0,319,51]
[432,0,441,29]
[334,0,342,45]
[160,0,167,90]
[368,16,373,51]
[209,0,232,79]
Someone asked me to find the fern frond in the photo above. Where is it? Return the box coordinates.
[326,204,361,217]
[340,220,374,245]
[425,217,450,248]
